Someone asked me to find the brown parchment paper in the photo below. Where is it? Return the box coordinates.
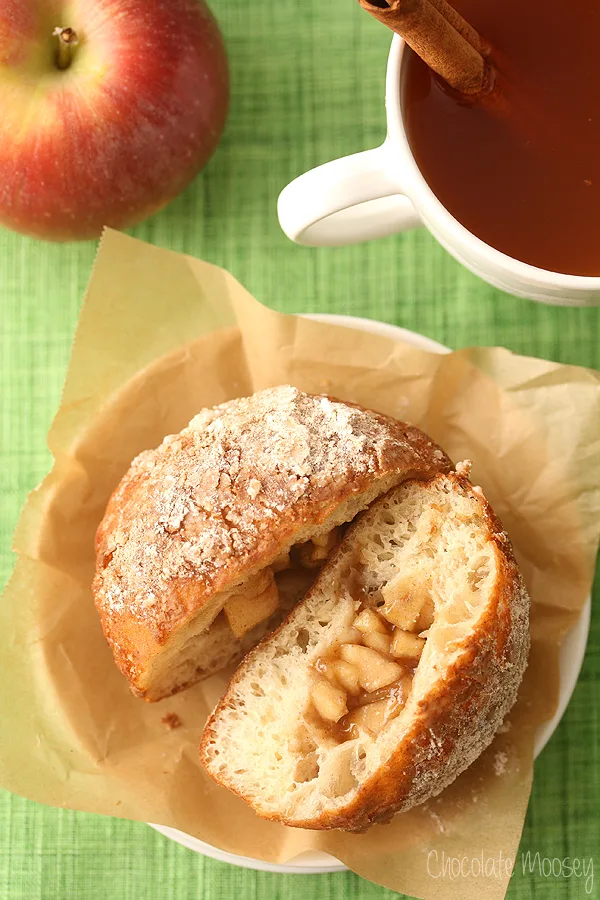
[1,229,599,900]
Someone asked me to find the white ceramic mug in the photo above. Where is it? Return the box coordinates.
[278,36,600,307]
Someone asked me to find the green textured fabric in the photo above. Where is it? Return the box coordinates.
[0,1,598,898]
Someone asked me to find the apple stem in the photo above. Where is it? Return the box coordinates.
[53,27,79,70]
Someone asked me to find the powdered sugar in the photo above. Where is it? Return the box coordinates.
[94,386,449,635]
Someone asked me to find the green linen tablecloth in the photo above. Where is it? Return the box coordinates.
[0,1,598,898]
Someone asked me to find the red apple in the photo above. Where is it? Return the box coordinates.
[0,0,229,240]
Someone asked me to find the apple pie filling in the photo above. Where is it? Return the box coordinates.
[222,528,342,639]
[308,574,434,742]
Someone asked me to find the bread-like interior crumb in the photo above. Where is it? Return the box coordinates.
[144,475,402,698]
[202,477,499,821]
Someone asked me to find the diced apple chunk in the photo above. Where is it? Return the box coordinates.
[338,644,403,692]
[315,658,338,681]
[353,608,389,635]
[311,679,348,722]
[224,568,280,639]
[415,597,435,632]
[381,573,430,630]
[298,528,340,568]
[331,625,363,649]
[343,697,403,738]
[362,631,391,655]
[332,660,361,695]
[344,700,388,736]
[390,629,426,662]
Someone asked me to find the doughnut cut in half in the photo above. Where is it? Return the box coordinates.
[93,386,452,700]
[200,469,530,831]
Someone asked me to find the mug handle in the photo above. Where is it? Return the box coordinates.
[277,142,422,247]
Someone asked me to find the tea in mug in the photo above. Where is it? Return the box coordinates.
[403,0,600,276]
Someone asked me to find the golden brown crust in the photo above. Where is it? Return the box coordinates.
[93,386,452,696]
[199,472,530,830]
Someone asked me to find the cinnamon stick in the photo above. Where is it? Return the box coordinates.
[359,0,491,96]
[426,0,489,56]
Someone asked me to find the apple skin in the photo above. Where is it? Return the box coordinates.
[0,0,229,240]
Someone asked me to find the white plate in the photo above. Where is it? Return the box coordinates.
[150,315,592,874]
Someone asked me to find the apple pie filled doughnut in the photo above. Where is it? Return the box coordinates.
[93,386,452,700]
[200,470,530,830]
